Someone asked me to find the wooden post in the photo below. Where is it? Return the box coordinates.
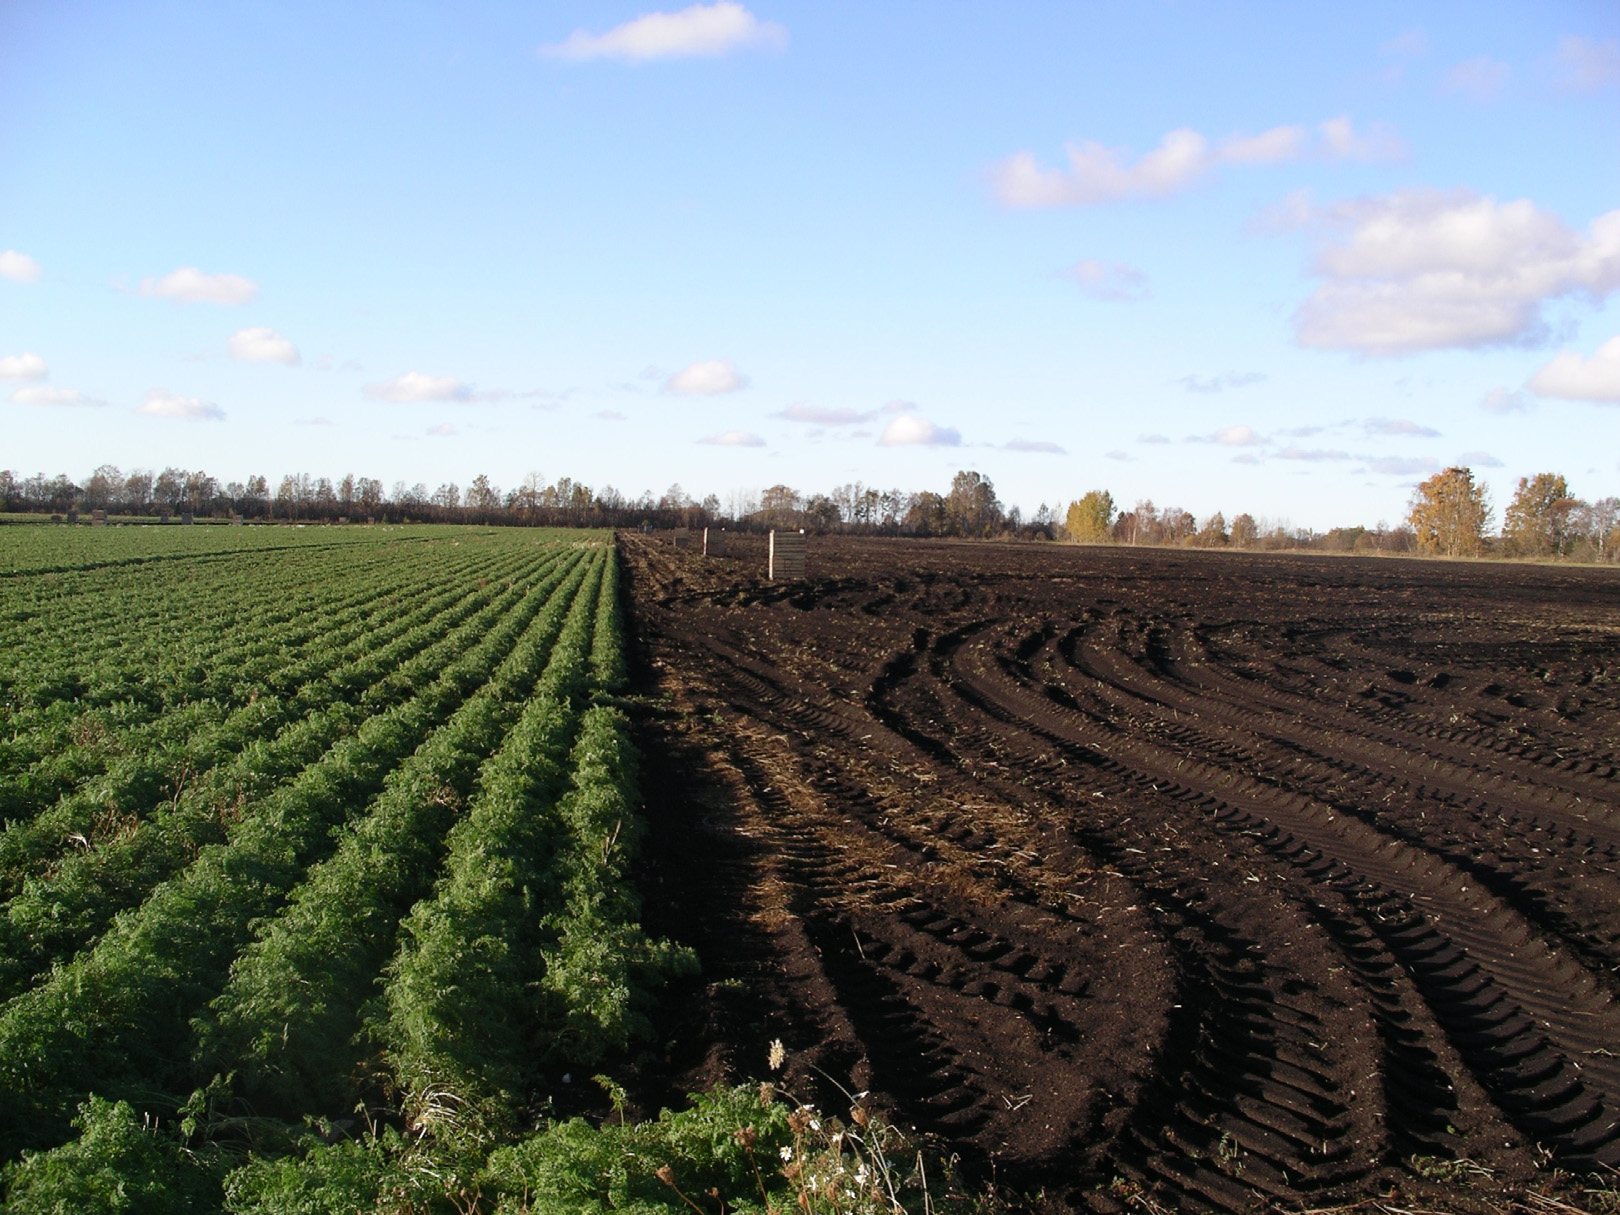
[768,529,806,580]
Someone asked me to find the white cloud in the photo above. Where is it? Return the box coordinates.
[878,413,961,447]
[544,2,785,62]
[1382,30,1429,59]
[1004,438,1066,454]
[1293,189,1620,354]
[364,372,472,402]
[1065,259,1150,301]
[427,422,457,437]
[665,358,747,395]
[139,267,259,305]
[1364,416,1441,437]
[1178,371,1266,394]
[0,353,47,380]
[1138,433,1171,444]
[1105,449,1132,461]
[698,429,766,446]
[1480,386,1533,413]
[1441,56,1511,102]
[228,326,301,365]
[1554,35,1620,94]
[0,250,41,283]
[991,118,1400,209]
[136,392,223,420]
[596,409,627,421]
[1460,449,1504,467]
[1528,335,1620,403]
[11,386,102,407]
[776,401,869,424]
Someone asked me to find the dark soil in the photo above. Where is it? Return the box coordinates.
[617,532,1620,1212]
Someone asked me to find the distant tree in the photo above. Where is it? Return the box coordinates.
[905,491,947,536]
[1409,466,1491,557]
[1571,496,1620,562]
[1162,508,1197,544]
[1229,513,1259,549]
[1065,490,1115,543]
[1501,472,1578,557]
[1193,512,1228,547]
[466,474,500,512]
[154,467,187,512]
[84,465,122,510]
[430,482,461,510]
[944,470,1002,537]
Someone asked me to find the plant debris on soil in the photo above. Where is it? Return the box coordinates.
[611,532,1620,1214]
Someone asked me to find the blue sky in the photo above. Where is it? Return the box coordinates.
[2,1,1617,526]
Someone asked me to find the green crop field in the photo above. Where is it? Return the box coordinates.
[0,525,701,1212]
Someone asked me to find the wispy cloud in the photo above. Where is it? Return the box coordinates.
[879,413,961,447]
[1190,424,1266,446]
[595,409,627,421]
[1363,455,1437,475]
[1004,438,1066,454]
[1441,56,1510,102]
[698,429,766,446]
[1105,449,1132,461]
[1481,386,1533,413]
[1276,446,1351,461]
[1528,335,1620,403]
[1178,371,1266,394]
[544,2,785,62]
[665,358,747,395]
[139,267,259,305]
[427,422,457,437]
[1138,433,1171,444]
[776,401,871,425]
[11,386,102,407]
[1064,259,1150,301]
[0,250,41,283]
[991,117,1402,209]
[1553,35,1620,94]
[1460,449,1504,467]
[0,353,47,381]
[228,326,300,365]
[1364,416,1440,437]
[137,392,223,420]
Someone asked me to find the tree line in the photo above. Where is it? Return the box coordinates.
[4,461,1616,562]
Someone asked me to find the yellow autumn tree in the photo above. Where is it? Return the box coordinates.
[1408,467,1491,557]
[1065,490,1115,543]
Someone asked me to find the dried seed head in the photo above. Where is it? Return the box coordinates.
[768,1039,786,1071]
[850,1104,870,1127]
[655,1164,676,1187]
[759,1081,776,1105]
[735,1125,758,1149]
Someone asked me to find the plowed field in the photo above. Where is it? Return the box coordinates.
[620,532,1620,1212]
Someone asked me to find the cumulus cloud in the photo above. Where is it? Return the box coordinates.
[1442,56,1511,101]
[0,250,41,283]
[0,353,47,380]
[364,372,473,402]
[1554,35,1620,93]
[879,414,961,447]
[1065,259,1150,301]
[1481,386,1533,413]
[1292,189,1620,354]
[139,267,259,305]
[1178,371,1266,394]
[1528,335,1620,402]
[11,386,102,407]
[544,2,785,61]
[1460,449,1504,467]
[1364,416,1441,436]
[665,358,747,395]
[991,117,1400,209]
[698,429,766,446]
[228,326,300,365]
[1105,449,1132,461]
[1004,438,1066,454]
[137,392,223,420]
[776,401,869,425]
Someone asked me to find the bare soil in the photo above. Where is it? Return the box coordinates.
[616,532,1620,1212]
